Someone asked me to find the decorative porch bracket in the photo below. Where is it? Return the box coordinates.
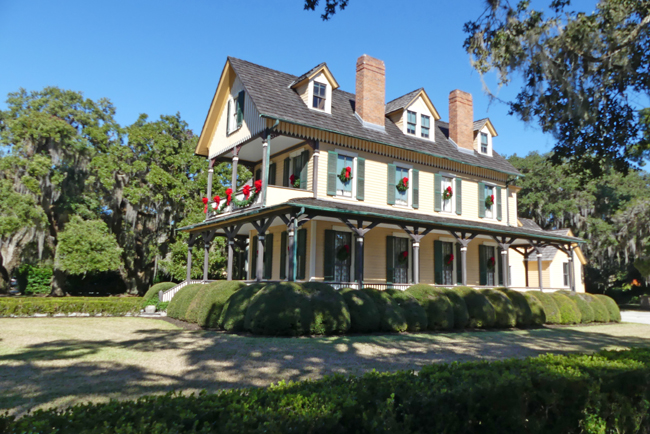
[511,246,534,288]
[185,232,199,282]
[201,228,218,282]
[552,243,575,292]
[528,240,550,291]
[340,218,380,289]
[448,231,478,286]
[278,212,316,281]
[222,223,243,281]
[251,217,276,282]
[491,235,517,288]
[400,225,433,284]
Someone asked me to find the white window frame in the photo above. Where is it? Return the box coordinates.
[312,82,327,110]
[483,182,497,220]
[335,149,358,200]
[421,114,430,139]
[562,262,570,287]
[406,110,417,135]
[440,172,456,214]
[307,76,332,113]
[393,161,413,208]
[478,129,493,156]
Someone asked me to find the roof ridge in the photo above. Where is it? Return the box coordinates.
[386,88,423,105]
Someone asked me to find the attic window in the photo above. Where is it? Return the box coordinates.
[421,115,430,139]
[407,111,416,135]
[313,82,326,110]
[480,132,488,154]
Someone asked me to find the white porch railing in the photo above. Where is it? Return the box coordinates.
[160,280,207,302]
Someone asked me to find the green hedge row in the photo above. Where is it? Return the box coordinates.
[0,297,143,316]
[4,347,650,433]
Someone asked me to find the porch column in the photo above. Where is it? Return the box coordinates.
[412,241,420,284]
[288,223,296,281]
[231,145,240,194]
[537,251,543,291]
[261,132,270,206]
[501,249,509,288]
[205,159,215,220]
[223,224,243,281]
[460,246,468,286]
[256,234,265,282]
[449,231,478,286]
[568,246,575,291]
[312,141,319,199]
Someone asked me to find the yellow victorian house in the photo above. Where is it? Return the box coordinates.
[162,55,586,302]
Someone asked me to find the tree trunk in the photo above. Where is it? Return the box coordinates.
[50,269,67,296]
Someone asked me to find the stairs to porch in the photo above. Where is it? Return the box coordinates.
[159,280,212,302]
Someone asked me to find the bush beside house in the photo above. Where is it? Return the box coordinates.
[405,284,454,330]
[454,286,496,328]
[339,288,381,333]
[527,291,562,324]
[480,289,517,328]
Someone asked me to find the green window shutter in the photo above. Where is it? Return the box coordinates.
[280,231,287,280]
[263,233,273,279]
[300,150,309,189]
[412,169,419,209]
[496,186,502,221]
[387,164,396,205]
[479,245,487,285]
[252,235,258,279]
[327,151,338,196]
[434,173,442,212]
[283,157,290,187]
[226,100,231,134]
[236,91,245,128]
[478,182,486,218]
[498,247,504,286]
[434,240,443,284]
[356,157,365,200]
[455,178,462,215]
[297,228,307,280]
[386,236,395,284]
[324,230,335,281]
[268,163,276,186]
[456,243,462,284]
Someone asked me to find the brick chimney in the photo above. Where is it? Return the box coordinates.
[449,90,473,151]
[355,55,386,128]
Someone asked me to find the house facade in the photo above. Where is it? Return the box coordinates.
[164,55,585,301]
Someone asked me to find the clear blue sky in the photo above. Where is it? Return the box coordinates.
[0,0,598,159]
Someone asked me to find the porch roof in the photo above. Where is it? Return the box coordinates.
[179,198,583,245]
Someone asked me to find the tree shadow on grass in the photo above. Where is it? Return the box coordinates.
[1,321,650,416]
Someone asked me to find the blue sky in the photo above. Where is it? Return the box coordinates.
[0,0,598,159]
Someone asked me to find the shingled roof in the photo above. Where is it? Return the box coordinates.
[473,118,489,131]
[227,57,520,176]
[289,62,327,88]
[385,88,422,114]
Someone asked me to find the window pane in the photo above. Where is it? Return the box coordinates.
[421,126,429,138]
[481,133,488,144]
[313,96,325,110]
[396,166,408,204]
[421,115,429,128]
[336,154,353,195]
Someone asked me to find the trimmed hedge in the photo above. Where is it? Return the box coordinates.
[5,347,650,433]
[141,282,176,303]
[244,282,313,336]
[521,292,546,326]
[494,287,534,327]
[340,288,380,333]
[550,292,582,324]
[559,291,595,323]
[218,283,265,332]
[454,286,496,328]
[527,291,562,324]
[437,287,470,329]
[480,289,517,328]
[361,288,408,332]
[0,297,142,316]
[187,281,246,328]
[593,294,621,322]
[386,289,428,332]
[577,293,610,323]
[302,282,351,335]
[166,284,203,321]
[405,284,454,330]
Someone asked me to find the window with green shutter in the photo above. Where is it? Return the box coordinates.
[434,173,442,212]
[297,228,307,280]
[263,233,273,280]
[478,181,486,218]
[280,231,287,280]
[456,243,462,284]
[434,240,443,284]
[251,235,258,279]
[498,247,504,286]
[412,169,419,209]
[386,236,395,284]
[268,162,276,186]
[479,245,487,285]
[236,91,245,128]
[226,99,232,134]
[356,157,365,200]
[496,186,502,221]
[283,157,290,187]
[327,151,338,196]
[455,178,462,215]
[387,163,396,205]
[323,230,335,281]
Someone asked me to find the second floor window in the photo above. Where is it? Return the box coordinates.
[421,115,430,139]
[480,132,488,154]
[395,166,409,206]
[442,176,454,213]
[484,184,495,219]
[407,111,416,135]
[313,82,326,110]
[336,154,354,197]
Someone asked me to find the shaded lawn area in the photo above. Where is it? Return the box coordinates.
[1,318,650,416]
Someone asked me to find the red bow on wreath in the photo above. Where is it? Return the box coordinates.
[491,194,495,203]
[346,166,351,176]
[402,251,408,259]
[403,177,409,185]
[242,184,251,199]
[290,174,296,184]
[254,179,262,193]
[212,195,220,209]
[225,188,233,205]
[447,253,454,265]
[447,186,452,193]
[202,197,208,213]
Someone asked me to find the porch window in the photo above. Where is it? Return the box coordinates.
[434,240,460,285]
[283,150,310,189]
[407,111,416,135]
[395,166,409,206]
[336,154,353,197]
[479,244,497,286]
[563,262,570,287]
[421,114,430,139]
[387,236,410,284]
[480,132,488,154]
[313,82,326,110]
[441,241,454,285]
[324,230,352,283]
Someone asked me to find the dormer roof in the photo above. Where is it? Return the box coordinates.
[385,88,440,120]
[473,118,498,136]
[289,62,340,90]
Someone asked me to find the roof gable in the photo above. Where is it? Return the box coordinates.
[473,118,498,136]
[290,62,340,90]
[386,88,440,120]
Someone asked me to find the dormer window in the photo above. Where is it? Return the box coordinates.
[421,115,430,139]
[480,132,488,154]
[313,82,326,110]
[407,111,416,135]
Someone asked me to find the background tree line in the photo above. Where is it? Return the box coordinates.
[0,87,250,296]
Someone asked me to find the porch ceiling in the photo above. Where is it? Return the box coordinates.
[217,134,304,164]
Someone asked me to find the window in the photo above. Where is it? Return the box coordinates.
[324,230,352,283]
[480,132,489,154]
[484,184,495,219]
[441,241,454,285]
[313,82,326,110]
[407,111,416,135]
[395,166,409,206]
[392,237,410,284]
[485,245,496,286]
[336,154,354,197]
[284,150,309,189]
[563,262,570,287]
[441,176,454,213]
[421,114,430,139]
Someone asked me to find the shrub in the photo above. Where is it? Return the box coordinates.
[361,288,408,332]
[6,347,650,433]
[576,293,610,323]
[166,284,203,320]
[527,291,562,324]
[437,288,469,329]
[186,281,246,328]
[558,291,595,323]
[0,297,142,316]
[550,292,582,324]
[480,289,517,328]
[302,282,351,335]
[17,264,53,295]
[142,282,176,303]
[521,293,546,326]
[218,283,265,332]
[593,294,621,322]
[494,287,534,327]
[244,282,313,336]
[453,286,496,328]
[405,284,454,330]
[386,289,428,332]
[339,288,380,333]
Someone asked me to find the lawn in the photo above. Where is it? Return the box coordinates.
[2,317,650,416]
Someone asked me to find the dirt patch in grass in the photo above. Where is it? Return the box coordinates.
[1,318,650,416]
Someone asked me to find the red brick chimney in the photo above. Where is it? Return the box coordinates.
[355,55,386,127]
[449,90,473,151]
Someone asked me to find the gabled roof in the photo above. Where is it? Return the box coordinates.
[289,62,340,90]
[473,118,498,136]
[385,88,440,120]
[220,57,519,176]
